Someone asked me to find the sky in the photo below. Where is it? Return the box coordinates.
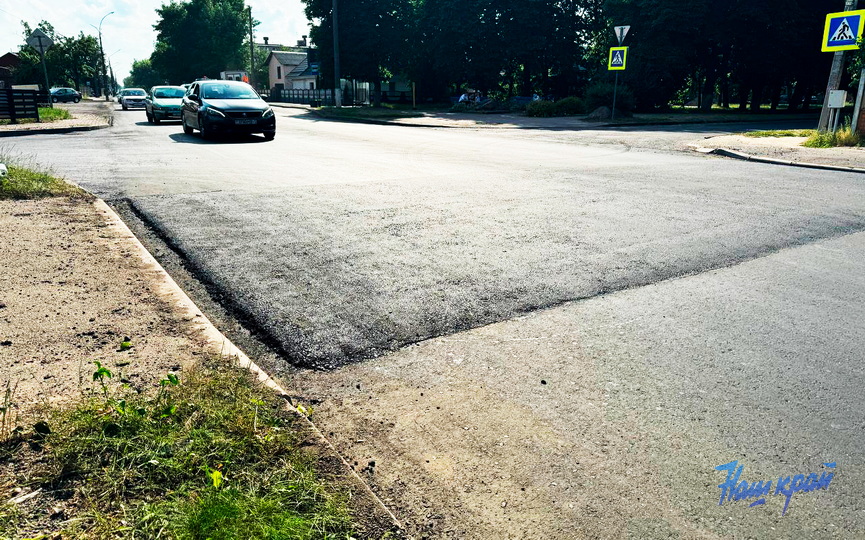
[0,0,311,84]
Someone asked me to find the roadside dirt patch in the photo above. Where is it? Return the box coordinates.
[0,197,203,412]
[699,134,865,169]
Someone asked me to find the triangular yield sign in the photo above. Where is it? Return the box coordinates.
[830,18,855,42]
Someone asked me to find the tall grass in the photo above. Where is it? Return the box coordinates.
[0,149,87,199]
[803,125,862,148]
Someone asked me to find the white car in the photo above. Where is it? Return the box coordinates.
[118,88,147,110]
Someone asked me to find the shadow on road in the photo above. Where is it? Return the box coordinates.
[167,132,270,144]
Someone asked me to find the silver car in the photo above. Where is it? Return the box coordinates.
[118,88,147,110]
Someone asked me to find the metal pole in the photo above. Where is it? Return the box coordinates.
[96,12,114,102]
[818,0,857,131]
[852,68,865,134]
[37,36,52,108]
[248,7,254,88]
[612,72,619,121]
[332,0,341,106]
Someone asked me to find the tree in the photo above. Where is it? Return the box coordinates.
[305,0,412,105]
[124,59,165,88]
[13,21,101,92]
[151,0,248,84]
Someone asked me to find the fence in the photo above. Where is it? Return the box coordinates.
[268,82,371,107]
[0,89,48,123]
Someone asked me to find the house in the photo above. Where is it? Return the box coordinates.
[266,50,317,91]
[219,70,248,82]
[0,52,19,70]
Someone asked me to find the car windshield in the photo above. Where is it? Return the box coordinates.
[153,88,185,99]
[200,83,258,100]
[124,89,146,96]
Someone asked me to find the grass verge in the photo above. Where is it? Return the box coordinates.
[0,359,355,539]
[802,126,862,148]
[743,129,816,138]
[0,151,88,199]
[0,107,71,125]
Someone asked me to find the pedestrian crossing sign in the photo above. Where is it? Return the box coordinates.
[822,10,865,52]
[608,47,628,71]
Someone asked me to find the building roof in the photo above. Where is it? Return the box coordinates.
[268,51,306,68]
[0,52,19,69]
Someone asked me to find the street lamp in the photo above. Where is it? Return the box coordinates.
[92,11,114,101]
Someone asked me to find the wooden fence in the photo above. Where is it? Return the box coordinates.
[0,89,48,123]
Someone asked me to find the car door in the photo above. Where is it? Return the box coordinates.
[183,83,202,128]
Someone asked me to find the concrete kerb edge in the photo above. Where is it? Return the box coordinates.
[0,122,112,138]
[689,144,865,174]
[93,198,404,532]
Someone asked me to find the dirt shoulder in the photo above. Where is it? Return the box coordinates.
[0,101,112,135]
[0,197,397,538]
[694,134,865,170]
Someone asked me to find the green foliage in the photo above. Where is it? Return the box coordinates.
[803,125,862,148]
[151,0,249,84]
[124,59,165,89]
[525,100,557,117]
[1,363,353,538]
[553,96,585,116]
[744,129,815,138]
[0,152,87,200]
[585,82,634,113]
[14,21,102,92]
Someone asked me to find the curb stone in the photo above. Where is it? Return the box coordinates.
[688,144,865,175]
[95,198,404,535]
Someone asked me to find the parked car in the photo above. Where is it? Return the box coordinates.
[118,88,147,110]
[50,87,81,103]
[181,80,275,140]
[145,85,186,123]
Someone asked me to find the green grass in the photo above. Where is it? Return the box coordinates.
[743,129,816,138]
[0,360,354,539]
[0,107,71,125]
[0,152,88,199]
[802,126,862,148]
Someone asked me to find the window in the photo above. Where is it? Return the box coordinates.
[277,66,281,79]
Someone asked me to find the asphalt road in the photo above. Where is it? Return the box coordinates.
[8,102,865,536]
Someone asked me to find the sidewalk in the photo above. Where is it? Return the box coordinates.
[692,133,865,172]
[0,100,112,136]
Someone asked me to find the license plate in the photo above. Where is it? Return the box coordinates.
[235,118,256,125]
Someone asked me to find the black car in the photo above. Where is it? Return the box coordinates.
[181,80,275,140]
[50,87,81,103]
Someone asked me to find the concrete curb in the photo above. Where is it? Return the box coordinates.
[690,144,865,174]
[0,120,112,138]
[93,198,404,534]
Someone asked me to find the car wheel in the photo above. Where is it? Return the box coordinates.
[153,116,161,124]
[198,115,210,140]
[146,111,153,123]
[182,115,193,135]
[52,96,58,103]
[264,131,275,141]
[122,103,128,111]
[73,97,80,103]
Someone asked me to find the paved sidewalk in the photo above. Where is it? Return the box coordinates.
[0,100,112,136]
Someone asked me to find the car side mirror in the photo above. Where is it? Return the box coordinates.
[188,94,200,102]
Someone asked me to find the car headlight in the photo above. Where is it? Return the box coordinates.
[207,108,226,118]
[262,107,274,119]
[152,104,162,111]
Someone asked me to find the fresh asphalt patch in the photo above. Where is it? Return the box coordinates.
[127,160,865,370]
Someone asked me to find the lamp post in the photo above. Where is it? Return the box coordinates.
[92,11,114,101]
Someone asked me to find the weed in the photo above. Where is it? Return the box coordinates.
[0,381,19,443]
[0,107,71,125]
[92,360,113,398]
[744,129,815,138]
[1,362,354,538]
[0,148,88,200]
[803,125,862,148]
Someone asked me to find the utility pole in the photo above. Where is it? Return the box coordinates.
[92,12,114,101]
[248,6,255,89]
[332,0,342,106]
[818,0,858,130]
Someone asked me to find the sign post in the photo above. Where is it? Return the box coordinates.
[26,29,53,108]
[608,25,630,121]
[818,3,862,131]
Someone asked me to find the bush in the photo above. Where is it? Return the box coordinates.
[802,125,862,148]
[585,82,635,113]
[525,100,557,117]
[554,96,585,116]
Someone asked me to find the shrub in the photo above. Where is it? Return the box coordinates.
[554,96,585,116]
[802,125,862,148]
[585,82,635,113]
[525,100,557,117]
